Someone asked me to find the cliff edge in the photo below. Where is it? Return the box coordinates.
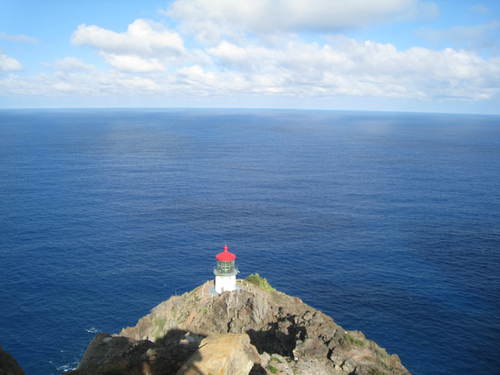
[0,346,25,375]
[66,277,410,375]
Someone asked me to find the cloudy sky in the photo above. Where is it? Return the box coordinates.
[1,0,499,113]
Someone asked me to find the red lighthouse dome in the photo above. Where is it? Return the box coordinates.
[216,244,236,262]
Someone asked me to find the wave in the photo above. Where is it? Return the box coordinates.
[55,361,78,373]
[85,327,99,334]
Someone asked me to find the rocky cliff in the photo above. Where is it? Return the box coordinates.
[66,277,411,375]
[0,346,25,375]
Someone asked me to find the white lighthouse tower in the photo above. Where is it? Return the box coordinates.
[214,245,239,293]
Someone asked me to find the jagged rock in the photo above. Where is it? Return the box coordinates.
[176,333,259,375]
[66,330,202,375]
[259,352,271,368]
[78,334,140,369]
[65,280,411,375]
[0,346,24,375]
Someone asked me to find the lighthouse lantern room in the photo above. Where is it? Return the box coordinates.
[214,245,239,293]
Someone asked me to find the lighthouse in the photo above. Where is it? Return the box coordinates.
[214,245,239,293]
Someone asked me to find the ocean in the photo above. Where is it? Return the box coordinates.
[0,109,499,375]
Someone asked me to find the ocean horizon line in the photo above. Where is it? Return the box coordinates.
[1,106,499,117]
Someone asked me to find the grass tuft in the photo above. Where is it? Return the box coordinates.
[345,333,365,347]
[246,273,275,292]
[270,355,283,363]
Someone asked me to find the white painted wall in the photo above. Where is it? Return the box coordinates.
[215,275,236,293]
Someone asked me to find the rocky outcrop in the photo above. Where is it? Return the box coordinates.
[0,346,24,375]
[66,279,410,375]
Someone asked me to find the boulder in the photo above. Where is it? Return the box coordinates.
[176,333,260,375]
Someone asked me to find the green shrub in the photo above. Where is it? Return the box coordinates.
[267,364,278,374]
[246,273,275,292]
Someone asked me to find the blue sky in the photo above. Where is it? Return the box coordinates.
[1,0,499,113]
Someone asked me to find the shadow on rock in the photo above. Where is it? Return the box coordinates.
[249,363,267,375]
[247,314,306,357]
[69,329,206,375]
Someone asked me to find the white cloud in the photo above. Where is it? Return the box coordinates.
[100,53,165,72]
[176,65,250,92]
[71,19,185,56]
[207,41,280,70]
[205,38,500,100]
[0,70,161,96]
[3,37,498,102]
[54,57,95,71]
[166,0,437,40]
[70,19,190,72]
[0,32,37,43]
[0,52,22,71]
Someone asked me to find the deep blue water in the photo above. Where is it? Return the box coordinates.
[0,109,499,375]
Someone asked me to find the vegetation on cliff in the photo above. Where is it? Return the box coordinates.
[246,273,275,292]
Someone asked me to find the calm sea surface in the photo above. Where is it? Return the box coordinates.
[0,109,499,375]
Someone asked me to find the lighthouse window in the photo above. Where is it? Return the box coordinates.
[217,261,234,274]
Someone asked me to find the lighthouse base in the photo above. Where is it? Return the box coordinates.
[215,275,237,294]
